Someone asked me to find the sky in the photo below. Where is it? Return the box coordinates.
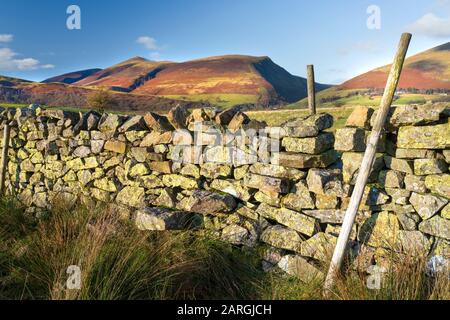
[0,0,449,84]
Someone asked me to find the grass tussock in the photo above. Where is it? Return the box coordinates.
[0,196,448,300]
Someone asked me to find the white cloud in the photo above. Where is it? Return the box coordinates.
[338,41,379,56]
[407,13,450,38]
[137,36,159,50]
[0,34,13,43]
[0,47,55,71]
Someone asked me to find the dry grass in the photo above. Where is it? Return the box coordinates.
[0,197,448,300]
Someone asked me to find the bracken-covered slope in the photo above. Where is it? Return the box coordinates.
[56,55,330,107]
[73,57,173,92]
[0,76,211,113]
[340,42,450,90]
[43,68,102,85]
[130,55,330,105]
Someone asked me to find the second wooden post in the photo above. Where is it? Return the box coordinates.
[307,64,316,115]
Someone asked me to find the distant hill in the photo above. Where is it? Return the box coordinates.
[0,76,211,113]
[43,69,102,85]
[289,42,450,109]
[340,42,450,91]
[48,55,330,108]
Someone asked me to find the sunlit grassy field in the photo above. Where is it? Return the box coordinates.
[247,106,355,130]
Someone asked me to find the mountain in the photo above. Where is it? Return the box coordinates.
[129,55,330,106]
[51,55,331,107]
[0,75,211,113]
[340,42,450,91]
[290,42,450,109]
[43,68,102,85]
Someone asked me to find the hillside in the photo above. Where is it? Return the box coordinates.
[0,77,210,113]
[73,57,173,92]
[47,55,330,108]
[43,68,102,85]
[289,42,450,109]
[340,42,450,91]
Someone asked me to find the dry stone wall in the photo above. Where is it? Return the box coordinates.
[1,103,449,280]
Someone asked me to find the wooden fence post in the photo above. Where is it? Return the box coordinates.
[307,65,316,115]
[0,123,11,195]
[323,33,412,294]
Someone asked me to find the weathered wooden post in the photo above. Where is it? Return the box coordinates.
[0,123,11,195]
[307,65,316,115]
[323,33,412,294]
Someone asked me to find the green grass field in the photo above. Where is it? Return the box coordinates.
[247,106,355,130]
[162,93,259,109]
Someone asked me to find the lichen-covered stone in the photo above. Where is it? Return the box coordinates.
[153,188,177,208]
[260,225,302,252]
[116,186,145,208]
[98,114,120,135]
[140,131,172,147]
[254,190,281,207]
[334,128,366,152]
[94,177,117,192]
[273,150,338,169]
[129,163,150,178]
[130,147,148,163]
[143,112,174,132]
[419,215,450,240]
[278,255,323,282]
[282,133,334,155]
[345,106,373,129]
[307,168,350,197]
[148,161,173,174]
[162,174,198,189]
[396,148,436,159]
[73,146,91,158]
[249,163,306,180]
[257,203,317,236]
[326,224,357,240]
[83,157,99,169]
[342,152,384,184]
[397,123,450,149]
[410,192,448,220]
[300,232,337,261]
[243,173,289,194]
[388,104,447,127]
[315,194,339,209]
[200,163,232,179]
[136,207,195,231]
[425,174,450,199]
[104,140,126,154]
[222,224,249,245]
[140,175,164,189]
[442,204,450,220]
[414,159,448,176]
[385,188,411,205]
[396,212,421,231]
[180,164,200,178]
[359,212,400,248]
[384,156,414,174]
[404,174,428,193]
[282,113,333,132]
[280,181,315,210]
[187,190,237,214]
[399,231,431,256]
[91,188,111,202]
[211,179,252,202]
[378,170,405,188]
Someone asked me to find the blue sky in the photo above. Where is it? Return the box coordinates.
[0,0,449,84]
